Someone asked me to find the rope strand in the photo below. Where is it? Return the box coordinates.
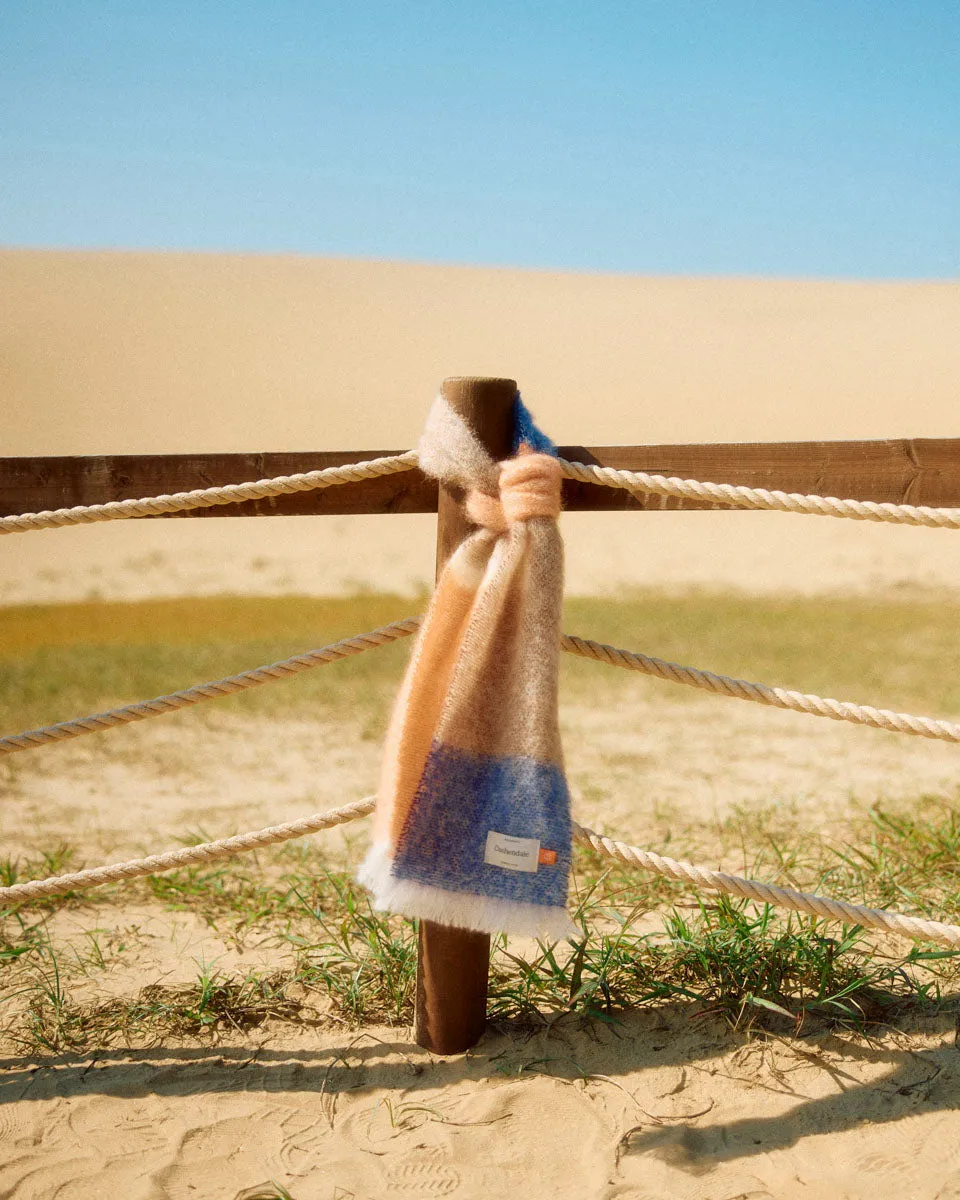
[0,797,376,902]
[4,795,959,950]
[556,458,960,528]
[0,618,422,756]
[561,633,960,743]
[572,822,960,949]
[0,452,418,535]
[5,449,960,534]
[6,622,959,757]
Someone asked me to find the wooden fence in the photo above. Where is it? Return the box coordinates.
[4,375,960,1054]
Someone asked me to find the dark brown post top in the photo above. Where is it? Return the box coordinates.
[440,376,518,455]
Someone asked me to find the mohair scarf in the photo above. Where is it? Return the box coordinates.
[359,394,576,939]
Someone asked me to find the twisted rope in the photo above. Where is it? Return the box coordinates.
[0,618,422,756]
[6,621,959,758]
[0,797,377,903]
[4,794,959,949]
[556,458,960,528]
[572,822,960,949]
[5,449,960,534]
[0,452,419,535]
[561,634,960,744]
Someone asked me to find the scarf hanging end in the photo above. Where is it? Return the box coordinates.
[359,842,579,942]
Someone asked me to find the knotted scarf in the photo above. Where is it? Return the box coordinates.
[358,393,576,939]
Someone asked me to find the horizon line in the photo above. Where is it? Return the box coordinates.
[2,243,958,287]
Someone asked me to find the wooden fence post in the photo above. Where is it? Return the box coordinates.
[413,375,518,1054]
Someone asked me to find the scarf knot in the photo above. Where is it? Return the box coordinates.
[465,453,562,534]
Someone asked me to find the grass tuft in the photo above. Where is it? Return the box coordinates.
[291,871,417,1025]
[7,955,302,1053]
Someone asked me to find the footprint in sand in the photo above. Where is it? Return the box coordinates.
[66,1096,173,1156]
[686,1183,774,1200]
[928,1117,960,1177]
[0,1103,41,1149]
[153,1107,289,1200]
[855,1151,918,1178]
[854,1115,960,1186]
[384,1148,461,1195]
[274,1108,331,1177]
[608,1184,773,1200]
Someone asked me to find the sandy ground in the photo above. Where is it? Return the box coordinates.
[4,684,960,1199]
[6,687,960,866]
[4,251,960,1198]
[4,1015,960,1200]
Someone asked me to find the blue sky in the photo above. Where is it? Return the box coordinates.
[2,2,958,277]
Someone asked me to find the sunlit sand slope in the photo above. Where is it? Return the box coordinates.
[3,250,959,600]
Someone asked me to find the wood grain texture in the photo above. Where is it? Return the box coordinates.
[0,451,436,518]
[4,437,958,519]
[561,437,960,512]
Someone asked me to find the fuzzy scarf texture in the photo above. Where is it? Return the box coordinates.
[358,394,576,939]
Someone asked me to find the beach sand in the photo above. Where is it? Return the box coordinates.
[3,250,960,1199]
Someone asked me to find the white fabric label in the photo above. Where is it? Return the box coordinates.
[484,830,540,873]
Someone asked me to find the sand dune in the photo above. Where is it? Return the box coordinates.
[3,249,960,602]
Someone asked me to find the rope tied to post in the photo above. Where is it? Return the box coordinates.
[358,394,576,939]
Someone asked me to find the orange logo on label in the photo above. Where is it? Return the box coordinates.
[538,848,557,866]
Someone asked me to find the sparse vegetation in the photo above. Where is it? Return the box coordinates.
[237,1185,298,1200]
[3,592,960,1054]
[4,799,960,1053]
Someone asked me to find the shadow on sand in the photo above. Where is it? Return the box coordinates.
[2,1004,960,1171]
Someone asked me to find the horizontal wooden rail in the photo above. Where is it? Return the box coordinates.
[3,437,960,518]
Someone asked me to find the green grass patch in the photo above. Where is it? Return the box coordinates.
[3,589,960,736]
[9,952,300,1053]
[562,589,960,716]
[0,594,422,733]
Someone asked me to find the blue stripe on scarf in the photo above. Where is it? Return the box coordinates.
[511,396,557,457]
[393,742,571,909]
